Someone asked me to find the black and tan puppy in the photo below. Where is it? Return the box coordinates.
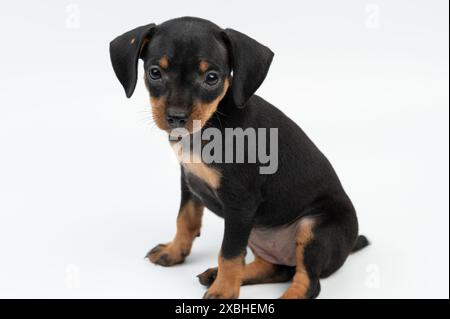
[110,17,369,299]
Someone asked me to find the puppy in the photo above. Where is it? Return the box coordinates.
[110,17,369,299]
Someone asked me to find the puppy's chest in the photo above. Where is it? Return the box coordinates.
[183,168,223,215]
[172,144,223,215]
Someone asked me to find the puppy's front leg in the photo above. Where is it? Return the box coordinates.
[147,178,204,266]
[203,197,259,299]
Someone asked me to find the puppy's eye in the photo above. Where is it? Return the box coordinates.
[149,67,162,80]
[205,71,219,86]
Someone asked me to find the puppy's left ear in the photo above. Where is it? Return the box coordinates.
[109,23,156,98]
[223,29,274,108]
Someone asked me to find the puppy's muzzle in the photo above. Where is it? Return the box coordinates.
[166,108,189,128]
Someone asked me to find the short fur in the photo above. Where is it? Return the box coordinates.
[110,17,369,299]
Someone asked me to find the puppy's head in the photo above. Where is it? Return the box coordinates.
[110,17,273,133]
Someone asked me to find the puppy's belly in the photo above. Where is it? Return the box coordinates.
[248,220,300,266]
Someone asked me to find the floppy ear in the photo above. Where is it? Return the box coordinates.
[222,28,274,108]
[109,23,156,98]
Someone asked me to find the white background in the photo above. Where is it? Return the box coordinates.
[0,0,448,298]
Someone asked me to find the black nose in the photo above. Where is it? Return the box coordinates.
[166,109,188,128]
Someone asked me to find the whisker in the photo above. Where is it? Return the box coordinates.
[214,110,227,117]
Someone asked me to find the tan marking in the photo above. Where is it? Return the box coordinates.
[171,144,222,189]
[171,200,204,255]
[187,78,229,133]
[175,200,204,247]
[130,38,136,44]
[159,56,169,69]
[150,96,170,131]
[149,79,229,134]
[205,253,244,299]
[199,60,209,73]
[147,200,204,265]
[242,255,279,284]
[241,252,294,285]
[199,253,292,288]
[183,161,221,189]
[280,218,315,299]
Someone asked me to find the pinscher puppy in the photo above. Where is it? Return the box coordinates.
[110,17,369,299]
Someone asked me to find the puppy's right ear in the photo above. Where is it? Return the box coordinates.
[109,23,156,98]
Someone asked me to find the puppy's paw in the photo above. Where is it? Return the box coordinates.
[197,267,218,287]
[202,287,239,299]
[145,242,187,267]
[202,280,239,299]
[279,281,321,299]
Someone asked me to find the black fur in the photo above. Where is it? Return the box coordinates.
[110,23,156,97]
[222,28,274,108]
[110,17,369,298]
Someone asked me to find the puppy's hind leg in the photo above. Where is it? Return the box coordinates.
[280,217,319,299]
[280,199,360,299]
[242,255,295,285]
[198,254,295,287]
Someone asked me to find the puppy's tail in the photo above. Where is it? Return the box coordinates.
[351,235,370,253]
